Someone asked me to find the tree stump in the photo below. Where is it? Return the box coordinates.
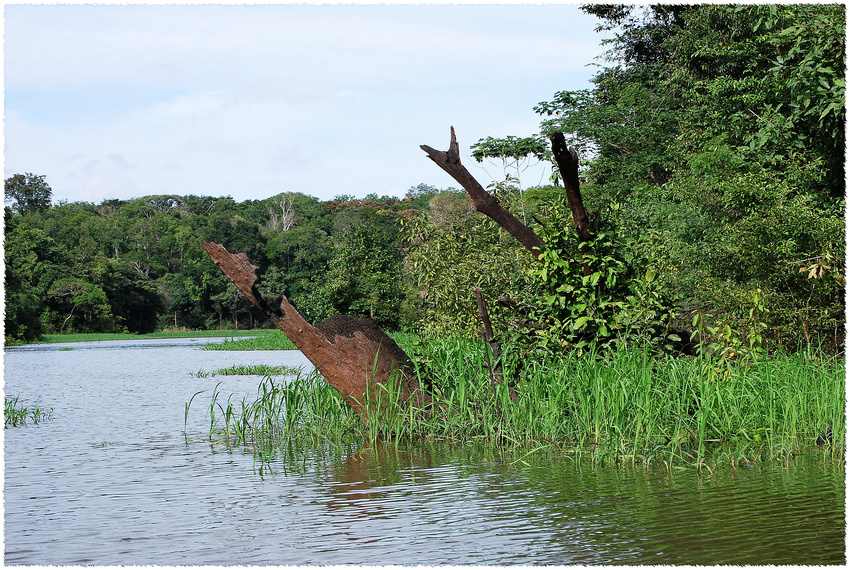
[202,242,429,417]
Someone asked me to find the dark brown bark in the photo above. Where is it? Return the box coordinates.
[549,131,593,274]
[472,286,503,385]
[549,132,590,240]
[202,242,429,417]
[472,287,518,403]
[421,128,592,266]
[421,127,545,256]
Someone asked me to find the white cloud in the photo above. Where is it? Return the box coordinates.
[4,3,607,203]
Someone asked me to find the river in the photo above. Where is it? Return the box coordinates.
[4,338,845,565]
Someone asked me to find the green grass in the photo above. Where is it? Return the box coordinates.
[186,372,358,459]
[5,397,54,427]
[201,330,297,351]
[188,335,846,469]
[193,364,304,378]
[33,329,276,345]
[200,329,413,351]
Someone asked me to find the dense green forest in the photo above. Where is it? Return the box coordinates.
[5,4,845,355]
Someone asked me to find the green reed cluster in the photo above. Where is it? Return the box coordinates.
[187,372,359,458]
[193,364,303,378]
[191,336,844,468]
[202,330,296,351]
[5,397,53,427]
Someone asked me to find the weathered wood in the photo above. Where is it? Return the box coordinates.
[549,133,589,237]
[550,132,593,274]
[422,127,592,272]
[472,286,503,385]
[421,127,545,256]
[202,242,429,417]
[472,286,518,404]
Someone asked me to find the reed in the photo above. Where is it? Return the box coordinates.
[188,371,359,462]
[193,364,304,378]
[5,397,53,427]
[202,330,297,351]
[190,335,845,468]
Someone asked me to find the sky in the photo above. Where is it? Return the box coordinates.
[4,2,609,205]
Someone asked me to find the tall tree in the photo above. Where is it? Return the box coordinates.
[5,173,53,216]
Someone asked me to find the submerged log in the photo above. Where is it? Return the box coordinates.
[202,242,429,417]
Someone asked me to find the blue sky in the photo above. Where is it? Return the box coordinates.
[4,2,609,204]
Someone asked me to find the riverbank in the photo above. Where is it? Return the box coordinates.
[198,335,845,469]
[19,329,277,345]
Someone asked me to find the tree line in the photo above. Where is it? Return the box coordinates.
[5,4,844,355]
[5,179,442,342]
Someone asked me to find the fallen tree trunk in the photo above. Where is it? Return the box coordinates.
[202,242,429,417]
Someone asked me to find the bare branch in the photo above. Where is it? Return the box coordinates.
[421,127,545,256]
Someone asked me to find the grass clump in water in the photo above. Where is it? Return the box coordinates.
[189,372,359,461]
[202,330,296,351]
[190,336,845,469]
[5,397,54,427]
[193,364,304,378]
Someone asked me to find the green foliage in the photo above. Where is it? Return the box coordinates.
[402,190,534,336]
[530,200,630,349]
[45,277,118,334]
[523,198,676,354]
[526,4,845,353]
[471,135,548,163]
[470,135,552,186]
[4,211,61,342]
[4,173,53,216]
[668,4,845,195]
[305,219,406,328]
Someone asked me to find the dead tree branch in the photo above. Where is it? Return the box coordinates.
[472,286,518,403]
[421,127,545,256]
[549,131,593,274]
[549,131,591,243]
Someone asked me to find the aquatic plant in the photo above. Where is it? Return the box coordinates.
[5,397,53,427]
[202,330,296,351]
[190,335,844,469]
[193,364,304,378]
[187,371,359,459]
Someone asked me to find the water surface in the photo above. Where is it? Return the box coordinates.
[4,338,845,565]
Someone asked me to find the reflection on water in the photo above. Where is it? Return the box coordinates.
[4,339,845,565]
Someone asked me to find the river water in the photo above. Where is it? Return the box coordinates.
[4,338,846,565]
